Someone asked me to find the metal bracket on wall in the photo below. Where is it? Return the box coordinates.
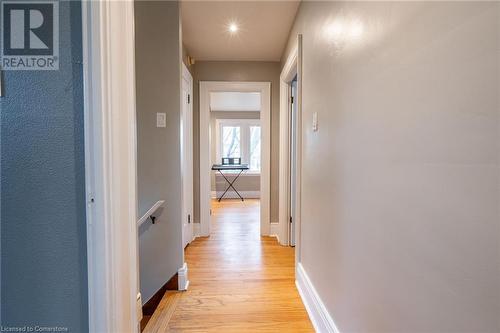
[137,200,165,227]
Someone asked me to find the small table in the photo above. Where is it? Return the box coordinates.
[211,164,249,201]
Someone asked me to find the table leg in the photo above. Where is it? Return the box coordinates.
[217,170,245,201]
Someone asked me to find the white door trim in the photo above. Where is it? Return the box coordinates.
[278,35,303,260]
[199,81,271,236]
[82,1,140,331]
[181,63,194,248]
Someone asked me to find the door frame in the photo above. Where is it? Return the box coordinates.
[278,35,303,260]
[181,63,194,248]
[199,81,271,236]
[82,1,140,332]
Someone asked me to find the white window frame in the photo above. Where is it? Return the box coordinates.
[215,118,261,175]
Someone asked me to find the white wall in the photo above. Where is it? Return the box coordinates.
[283,2,500,332]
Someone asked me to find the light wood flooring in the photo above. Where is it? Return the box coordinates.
[144,199,314,332]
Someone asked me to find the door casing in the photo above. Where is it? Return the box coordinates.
[82,0,140,331]
[181,63,194,248]
[278,35,303,264]
[289,77,298,246]
[198,81,272,237]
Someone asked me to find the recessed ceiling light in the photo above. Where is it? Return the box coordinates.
[228,23,238,34]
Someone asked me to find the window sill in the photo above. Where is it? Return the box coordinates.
[243,172,261,176]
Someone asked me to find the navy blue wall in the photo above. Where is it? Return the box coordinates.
[0,1,88,331]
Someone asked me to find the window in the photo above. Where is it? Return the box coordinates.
[216,119,261,173]
[222,126,240,158]
[249,126,261,171]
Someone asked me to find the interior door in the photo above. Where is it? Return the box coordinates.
[289,77,298,246]
[182,66,194,248]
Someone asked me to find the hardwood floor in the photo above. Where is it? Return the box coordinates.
[144,291,182,332]
[149,199,314,332]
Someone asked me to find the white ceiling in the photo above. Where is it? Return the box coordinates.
[181,1,300,62]
[210,92,261,111]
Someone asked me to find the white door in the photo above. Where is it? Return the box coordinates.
[289,77,298,246]
[181,65,194,248]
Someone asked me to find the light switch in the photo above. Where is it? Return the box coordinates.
[156,113,166,127]
[312,112,318,132]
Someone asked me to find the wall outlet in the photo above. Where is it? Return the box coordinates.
[156,113,166,127]
[312,112,318,132]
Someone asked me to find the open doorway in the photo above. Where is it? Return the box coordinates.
[289,76,298,246]
[278,36,302,251]
[210,92,262,236]
[199,82,271,237]
[181,64,194,249]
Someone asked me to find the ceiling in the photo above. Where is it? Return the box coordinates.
[181,1,300,62]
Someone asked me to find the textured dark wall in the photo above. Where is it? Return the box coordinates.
[0,1,88,330]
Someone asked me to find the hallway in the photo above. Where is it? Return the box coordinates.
[156,199,313,332]
[2,1,498,331]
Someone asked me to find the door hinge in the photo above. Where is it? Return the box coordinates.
[187,94,191,104]
[188,214,191,223]
[290,96,294,104]
[290,216,293,223]
[210,209,212,216]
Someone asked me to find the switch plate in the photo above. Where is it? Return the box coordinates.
[156,113,166,127]
[312,112,318,132]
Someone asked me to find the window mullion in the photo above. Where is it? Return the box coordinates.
[242,124,250,164]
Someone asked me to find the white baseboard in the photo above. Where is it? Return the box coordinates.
[211,190,260,199]
[296,263,339,333]
[269,222,280,243]
[178,263,189,291]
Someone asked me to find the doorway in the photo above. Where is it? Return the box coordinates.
[278,35,302,251]
[289,76,298,246]
[199,82,271,237]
